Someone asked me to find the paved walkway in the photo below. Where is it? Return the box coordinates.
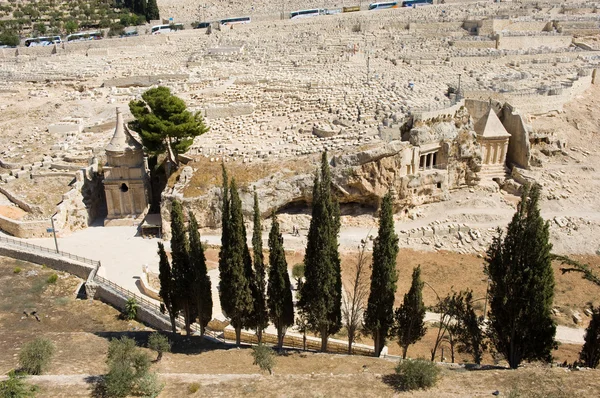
[1,225,586,345]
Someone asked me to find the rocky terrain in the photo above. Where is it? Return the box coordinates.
[0,0,598,255]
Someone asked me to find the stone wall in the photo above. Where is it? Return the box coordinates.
[103,74,189,88]
[464,73,593,115]
[450,39,496,49]
[0,243,172,331]
[93,284,172,331]
[0,245,94,279]
[501,103,531,170]
[202,102,255,118]
[413,99,465,121]
[0,215,51,238]
[53,159,106,234]
[496,35,572,51]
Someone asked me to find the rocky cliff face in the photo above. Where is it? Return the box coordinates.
[161,118,482,236]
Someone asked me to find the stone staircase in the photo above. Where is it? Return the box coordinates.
[479,163,509,182]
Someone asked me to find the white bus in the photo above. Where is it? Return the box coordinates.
[219,16,251,26]
[151,23,184,35]
[368,2,399,10]
[24,36,62,47]
[290,9,326,19]
[66,31,103,42]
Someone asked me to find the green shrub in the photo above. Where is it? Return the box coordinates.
[13,267,21,274]
[187,382,200,394]
[46,273,58,284]
[124,298,138,320]
[135,372,163,398]
[0,370,39,398]
[394,359,440,391]
[18,338,55,375]
[251,344,275,375]
[103,337,155,397]
[147,333,171,361]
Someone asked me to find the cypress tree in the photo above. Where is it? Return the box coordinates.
[133,0,147,16]
[364,190,399,356]
[146,0,160,21]
[219,178,254,345]
[267,213,295,348]
[580,306,600,368]
[252,192,269,343]
[486,183,556,369]
[170,200,194,335]
[188,211,212,337]
[298,152,342,352]
[394,265,426,359]
[157,242,178,333]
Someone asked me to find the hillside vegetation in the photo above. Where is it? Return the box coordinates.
[0,0,160,45]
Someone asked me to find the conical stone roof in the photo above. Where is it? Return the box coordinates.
[474,107,511,139]
[105,108,143,153]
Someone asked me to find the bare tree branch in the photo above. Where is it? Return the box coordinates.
[342,232,372,355]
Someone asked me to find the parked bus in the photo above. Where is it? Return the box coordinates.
[219,16,251,26]
[343,6,361,12]
[290,9,326,19]
[368,2,399,10]
[151,23,184,34]
[66,31,103,42]
[24,36,62,47]
[402,0,433,7]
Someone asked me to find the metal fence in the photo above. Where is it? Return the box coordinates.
[0,235,100,267]
[93,273,220,339]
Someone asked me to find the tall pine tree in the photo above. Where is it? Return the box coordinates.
[158,242,178,333]
[170,200,194,335]
[298,152,342,352]
[364,190,399,357]
[394,265,426,359]
[146,0,160,21]
[267,213,295,348]
[252,192,269,343]
[486,183,556,369]
[219,176,254,345]
[188,211,212,337]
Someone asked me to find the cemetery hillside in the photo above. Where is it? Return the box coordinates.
[1,0,600,397]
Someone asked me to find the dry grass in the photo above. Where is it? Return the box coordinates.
[1,256,599,397]
[339,249,600,327]
[0,256,148,375]
[173,156,314,198]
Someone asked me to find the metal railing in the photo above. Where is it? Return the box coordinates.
[0,235,100,267]
[95,274,163,313]
[93,274,222,340]
[0,233,222,338]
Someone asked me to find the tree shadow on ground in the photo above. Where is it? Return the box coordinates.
[93,331,232,355]
[381,373,405,392]
[463,363,508,371]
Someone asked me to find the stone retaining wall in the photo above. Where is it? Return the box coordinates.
[0,243,172,331]
[93,283,172,331]
[496,35,572,51]
[0,215,51,238]
[0,245,93,279]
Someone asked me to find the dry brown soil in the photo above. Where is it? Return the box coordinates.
[1,256,599,397]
